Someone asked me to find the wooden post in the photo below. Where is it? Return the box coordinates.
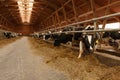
[90,0,98,52]
[54,14,57,27]
[62,6,68,24]
[71,0,79,25]
[56,11,61,27]
[99,20,107,48]
[52,15,55,28]
[99,0,111,48]
[105,0,111,15]
[71,0,79,44]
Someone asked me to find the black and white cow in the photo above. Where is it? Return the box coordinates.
[54,33,73,46]
[3,32,12,38]
[102,31,120,49]
[3,32,18,39]
[52,26,100,58]
[41,28,72,42]
[54,27,73,46]
[41,32,59,40]
[39,26,100,58]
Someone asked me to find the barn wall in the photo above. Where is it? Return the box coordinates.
[14,26,34,35]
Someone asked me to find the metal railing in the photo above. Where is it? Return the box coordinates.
[38,12,120,34]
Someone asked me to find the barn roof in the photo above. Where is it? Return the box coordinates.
[0,0,120,34]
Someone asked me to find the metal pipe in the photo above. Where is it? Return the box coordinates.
[40,12,120,32]
[42,29,120,35]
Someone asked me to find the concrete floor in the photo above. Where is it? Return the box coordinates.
[0,37,69,80]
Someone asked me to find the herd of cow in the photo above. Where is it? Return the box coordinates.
[32,26,120,57]
[1,32,21,39]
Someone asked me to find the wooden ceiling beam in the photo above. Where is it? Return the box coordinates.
[78,0,120,18]
[44,0,60,10]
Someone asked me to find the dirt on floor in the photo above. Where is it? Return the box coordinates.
[29,38,120,80]
[0,37,20,48]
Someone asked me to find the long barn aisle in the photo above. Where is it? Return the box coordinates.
[0,37,69,80]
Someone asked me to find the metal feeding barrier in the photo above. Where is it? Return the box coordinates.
[37,12,120,58]
[39,12,120,34]
[42,29,120,35]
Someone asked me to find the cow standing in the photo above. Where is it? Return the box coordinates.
[102,31,120,49]
[53,26,99,58]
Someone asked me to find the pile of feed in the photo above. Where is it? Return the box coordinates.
[29,38,120,80]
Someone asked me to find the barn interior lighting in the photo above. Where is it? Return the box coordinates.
[17,0,34,23]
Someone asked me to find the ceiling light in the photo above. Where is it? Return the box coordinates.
[17,0,34,23]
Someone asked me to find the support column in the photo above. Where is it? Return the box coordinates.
[71,0,79,26]
[62,6,68,24]
[90,0,98,52]
[56,11,61,27]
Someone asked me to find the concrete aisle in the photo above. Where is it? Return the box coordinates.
[0,37,69,80]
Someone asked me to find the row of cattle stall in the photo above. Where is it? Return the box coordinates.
[31,26,120,58]
[0,29,22,39]
[31,26,99,58]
